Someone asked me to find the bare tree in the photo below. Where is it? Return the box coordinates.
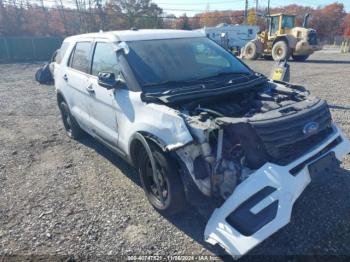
[56,0,69,35]
[38,0,50,35]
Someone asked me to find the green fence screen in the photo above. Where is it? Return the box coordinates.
[0,37,63,63]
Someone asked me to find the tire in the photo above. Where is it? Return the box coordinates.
[59,101,84,139]
[292,54,309,62]
[137,143,186,215]
[272,41,291,61]
[244,41,259,60]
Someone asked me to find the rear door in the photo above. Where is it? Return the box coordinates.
[63,41,93,132]
[86,41,119,147]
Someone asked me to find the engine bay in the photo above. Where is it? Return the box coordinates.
[180,81,309,118]
[175,81,332,200]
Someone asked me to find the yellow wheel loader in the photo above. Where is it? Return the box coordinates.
[243,13,322,61]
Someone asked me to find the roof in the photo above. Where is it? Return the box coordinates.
[65,29,205,42]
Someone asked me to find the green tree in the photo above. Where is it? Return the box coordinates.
[175,14,191,30]
[110,0,163,29]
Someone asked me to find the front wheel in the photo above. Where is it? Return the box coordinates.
[292,54,309,62]
[137,143,186,215]
[59,101,85,139]
[272,41,291,61]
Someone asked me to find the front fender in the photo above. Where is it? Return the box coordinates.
[127,119,193,154]
[115,91,194,155]
[273,35,297,49]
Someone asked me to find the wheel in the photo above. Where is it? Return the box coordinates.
[292,54,309,62]
[244,41,259,60]
[272,41,291,61]
[59,101,84,139]
[137,143,186,215]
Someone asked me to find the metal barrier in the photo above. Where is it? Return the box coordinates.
[0,37,62,63]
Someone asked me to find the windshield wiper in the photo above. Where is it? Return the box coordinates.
[143,79,205,87]
[143,72,253,88]
[200,71,252,80]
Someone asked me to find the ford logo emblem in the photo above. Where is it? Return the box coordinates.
[303,122,319,135]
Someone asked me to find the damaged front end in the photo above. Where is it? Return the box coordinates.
[170,80,350,257]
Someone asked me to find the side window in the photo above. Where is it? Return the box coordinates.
[270,17,279,35]
[69,42,91,73]
[91,42,119,77]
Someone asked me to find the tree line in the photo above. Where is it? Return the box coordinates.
[0,0,349,42]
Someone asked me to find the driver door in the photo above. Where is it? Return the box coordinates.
[269,16,280,37]
[87,41,120,147]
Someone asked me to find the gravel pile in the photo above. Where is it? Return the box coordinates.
[1,51,350,260]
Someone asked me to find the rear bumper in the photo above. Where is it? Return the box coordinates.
[204,124,350,258]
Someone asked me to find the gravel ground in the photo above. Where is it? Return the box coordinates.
[1,50,350,261]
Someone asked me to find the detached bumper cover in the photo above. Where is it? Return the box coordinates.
[204,124,350,257]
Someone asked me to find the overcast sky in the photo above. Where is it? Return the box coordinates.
[152,0,350,16]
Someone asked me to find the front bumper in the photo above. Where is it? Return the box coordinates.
[204,124,350,258]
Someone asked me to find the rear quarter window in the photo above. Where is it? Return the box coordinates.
[69,42,92,73]
[55,42,69,64]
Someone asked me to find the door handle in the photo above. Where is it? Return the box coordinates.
[63,74,68,82]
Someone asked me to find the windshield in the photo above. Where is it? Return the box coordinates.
[124,37,251,88]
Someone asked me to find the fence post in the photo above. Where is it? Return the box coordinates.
[31,38,37,61]
[340,41,345,53]
[4,38,11,61]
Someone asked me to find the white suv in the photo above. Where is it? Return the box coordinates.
[54,29,350,257]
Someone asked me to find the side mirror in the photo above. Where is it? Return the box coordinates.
[98,72,124,90]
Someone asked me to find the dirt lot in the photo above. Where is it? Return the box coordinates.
[1,50,350,261]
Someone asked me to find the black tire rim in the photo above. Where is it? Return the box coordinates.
[144,155,169,208]
[61,104,72,135]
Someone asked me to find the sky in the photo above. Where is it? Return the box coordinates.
[152,0,350,16]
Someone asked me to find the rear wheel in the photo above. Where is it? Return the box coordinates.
[137,143,186,215]
[272,41,291,61]
[244,42,259,60]
[292,54,309,62]
[59,101,84,139]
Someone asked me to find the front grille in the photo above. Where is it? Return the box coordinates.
[308,30,318,45]
[277,127,332,165]
[251,100,333,165]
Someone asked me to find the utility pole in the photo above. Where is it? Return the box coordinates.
[255,0,258,20]
[244,0,248,24]
[267,0,270,16]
